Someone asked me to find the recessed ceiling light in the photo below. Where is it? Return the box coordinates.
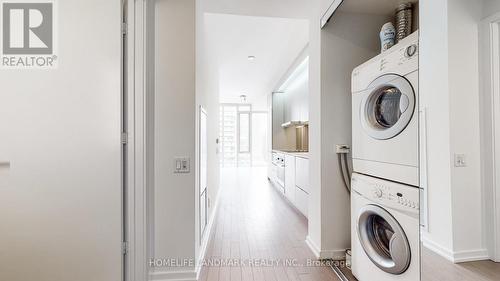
[247,56,256,61]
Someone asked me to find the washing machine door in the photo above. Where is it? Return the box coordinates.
[357,204,411,275]
[360,74,415,140]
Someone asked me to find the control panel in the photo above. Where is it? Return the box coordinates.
[378,41,418,73]
[351,31,419,93]
[352,173,419,214]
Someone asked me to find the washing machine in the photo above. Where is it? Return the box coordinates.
[351,173,419,281]
[351,31,419,186]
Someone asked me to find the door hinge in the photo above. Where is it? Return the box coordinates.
[121,22,128,35]
[122,241,128,255]
[121,132,128,144]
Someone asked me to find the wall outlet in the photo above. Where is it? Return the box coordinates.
[174,157,190,173]
[454,154,466,167]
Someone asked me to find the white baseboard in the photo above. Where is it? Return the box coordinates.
[195,186,222,280]
[305,235,346,260]
[422,236,454,262]
[305,235,321,258]
[422,236,489,263]
[149,270,197,281]
[453,249,490,263]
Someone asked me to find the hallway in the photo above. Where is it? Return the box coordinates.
[199,167,342,281]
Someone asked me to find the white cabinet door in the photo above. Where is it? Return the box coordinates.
[291,90,301,121]
[295,157,310,193]
[268,152,274,179]
[295,186,309,218]
[281,92,291,124]
[299,88,309,122]
[285,155,296,203]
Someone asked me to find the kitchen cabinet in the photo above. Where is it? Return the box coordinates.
[283,86,309,125]
[272,92,287,147]
[284,155,296,203]
[297,86,309,122]
[270,151,309,218]
[295,156,310,193]
[295,186,308,218]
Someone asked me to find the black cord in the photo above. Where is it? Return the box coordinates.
[343,153,351,186]
[338,153,350,194]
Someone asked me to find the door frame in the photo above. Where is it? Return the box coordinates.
[480,11,500,262]
[124,0,152,280]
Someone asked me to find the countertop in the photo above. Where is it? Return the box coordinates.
[272,149,309,158]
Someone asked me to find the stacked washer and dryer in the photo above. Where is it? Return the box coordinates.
[350,31,420,281]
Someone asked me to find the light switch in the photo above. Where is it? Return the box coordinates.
[454,154,466,167]
[174,157,190,173]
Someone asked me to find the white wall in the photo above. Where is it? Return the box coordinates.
[448,0,484,258]
[483,0,500,18]
[419,0,455,255]
[421,0,488,262]
[307,2,390,258]
[220,94,268,111]
[151,0,197,279]
[195,0,222,272]
[320,11,391,257]
[307,0,323,255]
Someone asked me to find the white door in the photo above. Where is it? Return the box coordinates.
[200,107,208,194]
[0,1,123,281]
[360,74,415,140]
[200,107,208,236]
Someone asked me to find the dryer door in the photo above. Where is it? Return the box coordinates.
[360,74,415,140]
[357,204,411,275]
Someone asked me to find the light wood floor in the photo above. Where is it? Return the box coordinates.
[198,167,343,281]
[422,246,500,281]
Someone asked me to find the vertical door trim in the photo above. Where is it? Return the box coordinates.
[480,12,500,262]
[125,0,152,280]
[121,1,128,280]
[199,106,208,241]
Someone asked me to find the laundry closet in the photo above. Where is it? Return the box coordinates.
[308,0,420,280]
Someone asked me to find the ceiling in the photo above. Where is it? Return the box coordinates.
[203,0,311,19]
[204,13,309,103]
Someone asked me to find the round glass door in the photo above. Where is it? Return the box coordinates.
[357,204,411,275]
[361,74,415,140]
